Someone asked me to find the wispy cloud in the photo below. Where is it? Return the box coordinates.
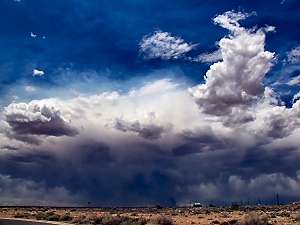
[194,50,222,63]
[212,10,256,34]
[139,30,197,60]
[24,86,36,92]
[286,46,300,64]
[287,75,300,86]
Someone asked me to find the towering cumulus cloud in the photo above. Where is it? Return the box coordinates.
[190,11,274,120]
[0,10,300,207]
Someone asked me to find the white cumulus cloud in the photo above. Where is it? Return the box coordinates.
[33,69,44,76]
[190,10,275,121]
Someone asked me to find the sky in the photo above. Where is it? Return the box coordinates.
[0,0,300,207]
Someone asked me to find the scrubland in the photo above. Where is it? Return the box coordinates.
[1,205,300,225]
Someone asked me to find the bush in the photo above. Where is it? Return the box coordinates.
[59,214,73,222]
[119,218,148,225]
[72,215,88,224]
[13,212,31,219]
[47,214,60,221]
[152,216,175,225]
[239,212,270,225]
[83,215,103,224]
[101,215,132,225]
[295,212,300,222]
[220,220,238,225]
[35,212,47,220]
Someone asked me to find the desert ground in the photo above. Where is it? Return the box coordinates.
[0,205,300,225]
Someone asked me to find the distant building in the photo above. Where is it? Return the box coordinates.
[192,203,203,207]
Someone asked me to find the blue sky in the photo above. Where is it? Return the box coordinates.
[0,0,300,206]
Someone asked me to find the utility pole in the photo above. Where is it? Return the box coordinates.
[276,194,280,206]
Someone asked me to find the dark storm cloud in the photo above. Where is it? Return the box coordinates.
[113,118,167,140]
[0,138,181,206]
[180,126,219,144]
[171,126,226,156]
[7,119,78,137]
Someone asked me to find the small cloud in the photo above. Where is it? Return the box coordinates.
[33,69,44,76]
[14,0,21,2]
[30,32,37,38]
[263,25,276,33]
[194,50,222,63]
[287,75,300,86]
[292,92,300,103]
[139,30,197,60]
[42,36,46,39]
[213,10,256,34]
[24,86,36,92]
[286,46,300,64]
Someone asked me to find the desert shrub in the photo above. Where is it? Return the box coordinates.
[239,212,270,225]
[269,213,276,218]
[13,212,31,219]
[221,212,230,218]
[279,211,290,217]
[220,220,238,225]
[47,213,60,221]
[152,216,175,225]
[119,218,148,225]
[84,215,103,224]
[72,215,88,224]
[295,212,300,222]
[35,212,48,220]
[101,215,132,225]
[46,211,55,216]
[59,214,73,222]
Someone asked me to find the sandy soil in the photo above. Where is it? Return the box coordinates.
[0,205,299,225]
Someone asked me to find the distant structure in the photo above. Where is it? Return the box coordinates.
[192,203,203,207]
[231,201,239,210]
